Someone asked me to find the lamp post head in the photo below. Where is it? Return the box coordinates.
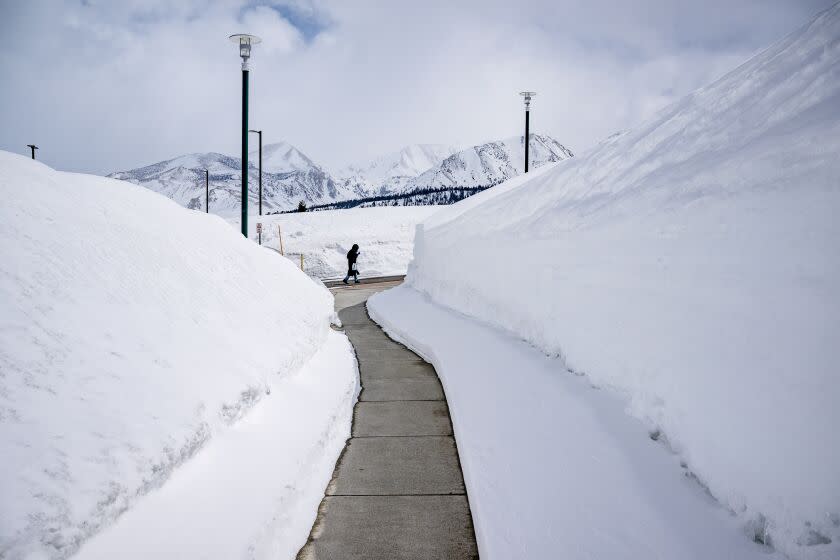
[228,34,261,70]
[519,91,536,110]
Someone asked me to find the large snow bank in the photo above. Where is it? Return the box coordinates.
[394,6,840,559]
[0,151,355,558]
[75,331,356,560]
[369,287,774,560]
[244,206,440,279]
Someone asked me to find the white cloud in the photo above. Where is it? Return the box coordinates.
[239,6,302,55]
[0,0,833,174]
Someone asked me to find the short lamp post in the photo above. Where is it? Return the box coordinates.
[249,129,263,216]
[229,33,261,237]
[27,144,38,160]
[204,169,209,213]
[519,91,536,173]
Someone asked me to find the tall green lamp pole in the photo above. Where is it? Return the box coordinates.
[229,33,261,237]
[519,91,536,173]
[249,129,263,216]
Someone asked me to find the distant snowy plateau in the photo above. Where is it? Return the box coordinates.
[108,135,573,215]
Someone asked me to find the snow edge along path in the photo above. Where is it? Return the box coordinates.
[368,286,776,560]
[75,331,359,560]
[1,151,351,558]
[388,6,840,557]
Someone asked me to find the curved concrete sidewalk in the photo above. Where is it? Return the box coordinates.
[297,281,478,559]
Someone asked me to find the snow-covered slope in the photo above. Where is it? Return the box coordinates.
[0,151,357,558]
[378,5,840,559]
[109,143,357,216]
[252,141,318,174]
[369,287,777,560]
[336,144,460,195]
[247,206,441,279]
[404,134,573,191]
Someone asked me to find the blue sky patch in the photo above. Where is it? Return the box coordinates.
[241,1,329,42]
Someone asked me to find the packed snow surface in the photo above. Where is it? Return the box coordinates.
[75,331,357,560]
[369,287,775,560]
[378,6,840,559]
[245,206,440,279]
[0,151,356,559]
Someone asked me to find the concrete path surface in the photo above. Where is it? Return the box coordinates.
[297,280,478,559]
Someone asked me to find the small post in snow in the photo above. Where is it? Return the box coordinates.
[278,225,285,255]
[519,91,536,173]
[256,222,262,245]
[27,144,38,160]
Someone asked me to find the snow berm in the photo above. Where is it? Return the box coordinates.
[0,152,357,559]
[372,5,840,559]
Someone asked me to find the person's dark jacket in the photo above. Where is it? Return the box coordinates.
[347,244,359,274]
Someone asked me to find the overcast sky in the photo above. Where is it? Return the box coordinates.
[0,0,834,174]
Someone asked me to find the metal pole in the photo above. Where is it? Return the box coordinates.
[519,91,535,173]
[241,68,249,237]
[27,144,38,160]
[205,170,209,213]
[249,129,263,215]
[524,109,530,173]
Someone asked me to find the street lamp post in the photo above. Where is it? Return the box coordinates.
[249,129,263,216]
[229,33,261,237]
[204,169,209,213]
[26,144,38,160]
[519,91,536,173]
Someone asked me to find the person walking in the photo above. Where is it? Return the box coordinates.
[343,244,360,285]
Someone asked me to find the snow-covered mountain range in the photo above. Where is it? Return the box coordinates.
[403,134,573,193]
[108,135,573,214]
[336,144,461,195]
[108,142,354,215]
